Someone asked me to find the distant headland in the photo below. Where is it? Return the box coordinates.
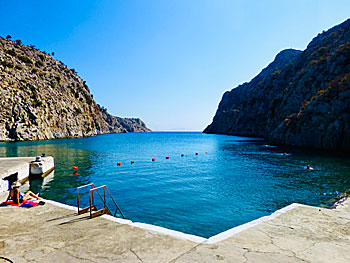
[0,36,151,141]
[204,18,350,151]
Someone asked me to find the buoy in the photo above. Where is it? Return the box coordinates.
[195,152,198,155]
[181,154,184,157]
[73,171,78,176]
[152,158,155,162]
[117,162,121,166]
[72,166,78,170]
[205,152,208,154]
[131,160,134,164]
[166,156,169,159]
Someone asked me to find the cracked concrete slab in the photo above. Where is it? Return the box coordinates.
[0,196,349,262]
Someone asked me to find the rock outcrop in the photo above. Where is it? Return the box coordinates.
[204,19,350,151]
[0,37,151,141]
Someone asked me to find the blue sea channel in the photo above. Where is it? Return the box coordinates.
[0,132,349,238]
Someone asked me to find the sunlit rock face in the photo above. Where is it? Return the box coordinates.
[0,37,151,141]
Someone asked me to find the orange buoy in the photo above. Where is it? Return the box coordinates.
[72,166,78,170]
[131,160,134,164]
[166,156,169,159]
[152,158,155,162]
[117,162,121,166]
[181,154,184,157]
[205,152,208,154]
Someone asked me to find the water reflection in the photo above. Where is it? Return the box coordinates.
[0,133,349,238]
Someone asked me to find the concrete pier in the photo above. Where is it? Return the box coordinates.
[0,156,54,192]
[0,197,349,262]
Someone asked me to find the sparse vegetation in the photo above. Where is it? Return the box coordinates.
[31,68,38,74]
[0,28,150,142]
[6,49,16,56]
[1,60,14,68]
[33,99,43,107]
[271,70,281,76]
[18,55,33,64]
[38,54,45,61]
[35,60,44,67]
[75,107,82,114]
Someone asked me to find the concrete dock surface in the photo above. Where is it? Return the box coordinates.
[0,197,349,263]
[0,156,54,183]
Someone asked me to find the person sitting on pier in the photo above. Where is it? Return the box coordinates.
[5,181,41,205]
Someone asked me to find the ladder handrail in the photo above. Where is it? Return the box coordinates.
[105,186,125,218]
[77,183,95,190]
[89,185,125,218]
[77,183,95,214]
[76,183,125,219]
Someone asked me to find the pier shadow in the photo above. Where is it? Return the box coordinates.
[47,212,92,225]
[46,212,78,222]
[58,215,91,226]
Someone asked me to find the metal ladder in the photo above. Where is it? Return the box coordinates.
[76,183,125,219]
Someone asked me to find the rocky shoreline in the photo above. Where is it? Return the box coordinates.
[204,18,350,151]
[0,37,151,142]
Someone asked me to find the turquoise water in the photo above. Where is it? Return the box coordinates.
[0,132,349,238]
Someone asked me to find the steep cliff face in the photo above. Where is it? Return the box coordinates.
[0,37,151,141]
[204,19,350,151]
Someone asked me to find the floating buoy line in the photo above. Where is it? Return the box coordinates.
[112,151,210,167]
[72,152,212,172]
[72,146,293,171]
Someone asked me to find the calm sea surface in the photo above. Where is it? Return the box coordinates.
[0,132,349,238]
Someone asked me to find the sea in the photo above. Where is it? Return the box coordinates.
[0,132,349,238]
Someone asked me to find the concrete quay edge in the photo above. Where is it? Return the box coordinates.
[44,199,302,243]
[1,197,350,262]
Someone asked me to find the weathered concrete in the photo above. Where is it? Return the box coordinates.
[0,157,54,192]
[0,197,349,263]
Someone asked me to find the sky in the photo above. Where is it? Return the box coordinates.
[1,1,350,131]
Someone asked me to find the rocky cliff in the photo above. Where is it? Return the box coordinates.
[204,19,350,151]
[0,37,151,141]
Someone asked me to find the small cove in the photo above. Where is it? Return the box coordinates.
[0,132,349,238]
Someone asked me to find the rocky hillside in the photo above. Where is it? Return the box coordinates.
[0,37,150,141]
[204,19,350,151]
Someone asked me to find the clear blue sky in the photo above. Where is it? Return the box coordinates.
[1,1,350,131]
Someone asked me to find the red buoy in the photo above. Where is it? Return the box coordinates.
[131,160,134,164]
[72,166,78,170]
[166,156,169,159]
[117,162,121,166]
[152,158,155,162]
[73,171,78,176]
[181,154,184,157]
